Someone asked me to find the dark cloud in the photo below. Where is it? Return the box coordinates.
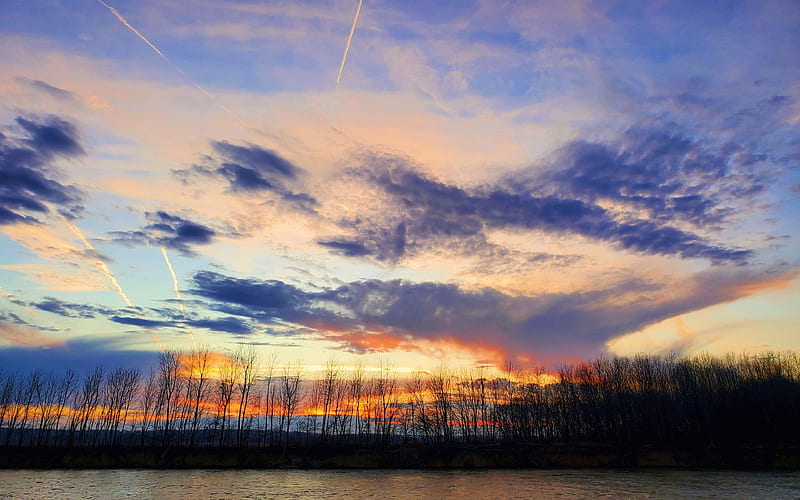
[31,297,114,319]
[536,126,772,228]
[16,77,76,101]
[217,162,275,191]
[0,310,32,326]
[15,117,85,158]
[174,140,317,213]
[342,159,751,263]
[0,114,85,225]
[548,140,723,225]
[110,210,216,256]
[212,140,299,181]
[109,312,253,335]
[0,311,60,332]
[110,315,173,328]
[191,270,305,311]
[187,267,793,361]
[18,294,253,336]
[317,239,372,257]
[187,317,251,335]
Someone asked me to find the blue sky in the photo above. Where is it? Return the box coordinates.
[0,0,798,372]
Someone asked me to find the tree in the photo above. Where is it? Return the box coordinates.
[235,344,259,447]
[186,347,213,447]
[277,362,304,452]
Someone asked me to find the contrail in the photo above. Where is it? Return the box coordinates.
[336,0,364,85]
[94,0,249,128]
[59,215,164,350]
[160,246,196,346]
[675,316,693,339]
[60,215,133,307]
[95,0,169,61]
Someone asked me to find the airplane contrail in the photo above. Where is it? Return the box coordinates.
[94,0,250,128]
[675,316,693,339]
[60,215,133,308]
[160,246,196,346]
[336,0,364,85]
[95,0,169,61]
[59,215,164,349]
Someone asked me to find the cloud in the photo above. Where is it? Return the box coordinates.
[31,297,115,319]
[316,238,372,257]
[109,315,173,328]
[186,316,251,335]
[212,140,300,182]
[186,266,796,363]
[0,310,33,327]
[175,140,318,213]
[14,77,77,101]
[191,270,305,311]
[0,114,85,225]
[15,116,85,158]
[538,126,770,227]
[109,312,254,335]
[110,210,216,256]
[0,320,64,348]
[336,156,752,263]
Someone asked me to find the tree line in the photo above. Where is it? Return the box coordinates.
[1,349,799,449]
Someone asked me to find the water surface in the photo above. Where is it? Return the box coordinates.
[1,469,798,499]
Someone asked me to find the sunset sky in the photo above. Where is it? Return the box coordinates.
[1,0,798,373]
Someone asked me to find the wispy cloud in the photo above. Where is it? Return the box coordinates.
[0,320,64,348]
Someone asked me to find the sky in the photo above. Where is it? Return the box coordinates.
[0,0,798,374]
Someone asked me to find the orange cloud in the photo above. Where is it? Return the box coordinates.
[0,321,64,348]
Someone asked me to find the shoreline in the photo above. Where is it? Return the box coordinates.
[2,444,798,470]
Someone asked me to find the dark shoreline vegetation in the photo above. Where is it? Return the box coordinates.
[3,444,800,469]
[1,350,799,469]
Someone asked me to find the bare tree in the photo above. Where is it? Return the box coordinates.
[405,371,430,444]
[100,368,140,446]
[371,363,400,445]
[277,362,304,453]
[50,370,78,446]
[138,368,159,447]
[235,344,259,447]
[33,371,61,446]
[260,353,278,447]
[0,370,14,433]
[70,366,104,447]
[426,366,453,444]
[185,347,213,447]
[214,352,239,447]
[314,358,341,444]
[156,352,183,446]
[2,373,25,446]
[348,363,367,444]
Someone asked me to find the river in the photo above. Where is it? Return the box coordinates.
[1,469,798,499]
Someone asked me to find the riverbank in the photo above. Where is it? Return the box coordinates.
[2,444,799,469]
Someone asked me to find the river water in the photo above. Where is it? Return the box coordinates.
[0,469,798,499]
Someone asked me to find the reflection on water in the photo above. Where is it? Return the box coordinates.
[0,469,799,499]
